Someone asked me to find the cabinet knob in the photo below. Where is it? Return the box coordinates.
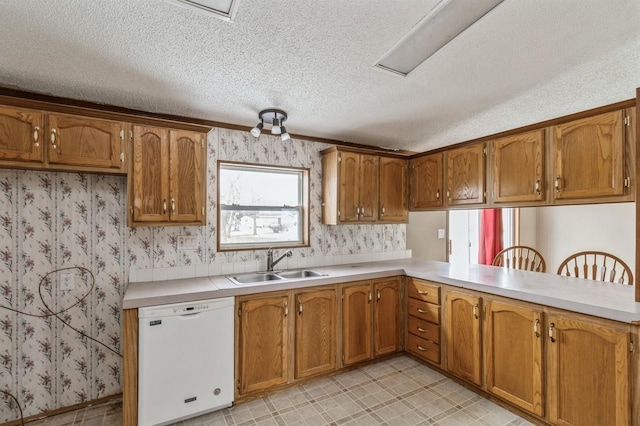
[33,126,40,147]
[436,189,440,200]
[534,318,540,338]
[473,303,479,319]
[163,198,167,214]
[171,198,176,215]
[548,322,556,342]
[555,176,562,193]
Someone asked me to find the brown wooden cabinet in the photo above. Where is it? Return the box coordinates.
[373,277,400,356]
[342,281,373,365]
[406,278,441,364]
[322,149,379,224]
[294,287,337,379]
[409,153,444,210]
[492,130,545,204]
[47,113,125,171]
[546,312,630,425]
[379,157,408,222]
[129,125,206,226]
[446,144,485,206]
[342,278,400,366]
[0,105,44,163]
[485,298,544,417]
[552,110,630,201]
[445,289,482,386]
[0,106,126,173]
[236,293,290,396]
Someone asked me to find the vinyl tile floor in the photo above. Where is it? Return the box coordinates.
[25,356,534,426]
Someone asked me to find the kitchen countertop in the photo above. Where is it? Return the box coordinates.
[123,258,640,324]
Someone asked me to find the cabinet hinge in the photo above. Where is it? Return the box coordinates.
[238,308,242,317]
[338,210,341,218]
[236,379,240,390]
[129,207,133,217]
[120,152,125,163]
[341,354,344,360]
[483,147,487,155]
[630,340,635,353]
[338,155,342,163]
[202,207,205,215]
[129,130,133,142]
[624,115,631,126]
[119,130,124,140]
[624,176,631,188]
[201,138,205,148]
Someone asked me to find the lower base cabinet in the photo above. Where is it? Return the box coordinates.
[484,298,544,417]
[445,289,483,386]
[546,311,630,425]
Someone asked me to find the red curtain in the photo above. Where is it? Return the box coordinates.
[478,209,503,265]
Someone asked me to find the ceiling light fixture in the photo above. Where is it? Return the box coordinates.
[374,0,504,77]
[250,109,290,141]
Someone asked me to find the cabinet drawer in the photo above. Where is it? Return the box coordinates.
[407,299,440,324]
[407,278,440,304]
[407,316,439,343]
[407,334,440,364]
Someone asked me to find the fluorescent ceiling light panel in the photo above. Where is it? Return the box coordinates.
[374,0,504,76]
[164,0,241,21]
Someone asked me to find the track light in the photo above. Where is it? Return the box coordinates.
[250,121,263,138]
[250,109,289,141]
[280,125,290,141]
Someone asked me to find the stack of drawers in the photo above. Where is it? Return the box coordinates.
[406,278,441,364]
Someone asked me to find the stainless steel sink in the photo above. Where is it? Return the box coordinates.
[227,269,327,285]
[277,269,327,279]
[228,272,283,284]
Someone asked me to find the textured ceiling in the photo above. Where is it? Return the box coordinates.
[1,0,639,153]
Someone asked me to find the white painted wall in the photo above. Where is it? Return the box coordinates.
[407,211,447,261]
[534,203,635,274]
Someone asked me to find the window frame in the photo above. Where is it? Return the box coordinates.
[217,161,310,252]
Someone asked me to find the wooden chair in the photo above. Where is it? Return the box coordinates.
[492,246,546,272]
[556,251,633,285]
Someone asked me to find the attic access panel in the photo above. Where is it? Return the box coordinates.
[164,0,241,21]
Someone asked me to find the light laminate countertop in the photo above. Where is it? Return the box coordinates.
[123,259,640,323]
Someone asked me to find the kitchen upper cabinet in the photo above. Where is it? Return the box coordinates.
[129,125,206,226]
[0,105,43,163]
[236,293,290,396]
[485,299,544,417]
[409,153,444,210]
[342,282,373,366]
[47,113,125,171]
[294,287,337,379]
[322,150,379,224]
[379,157,408,222]
[446,144,485,206]
[552,110,630,201]
[492,130,545,204]
[445,289,482,386]
[0,106,126,173]
[373,277,400,356]
[546,312,630,426]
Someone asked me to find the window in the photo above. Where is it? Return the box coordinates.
[218,162,309,251]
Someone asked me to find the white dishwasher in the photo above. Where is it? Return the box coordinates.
[138,297,234,426]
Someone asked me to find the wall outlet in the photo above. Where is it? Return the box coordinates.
[437,229,446,239]
[177,235,198,250]
[60,273,74,291]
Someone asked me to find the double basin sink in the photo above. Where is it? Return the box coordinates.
[227,269,327,285]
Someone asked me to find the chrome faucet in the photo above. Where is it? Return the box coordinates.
[266,248,292,271]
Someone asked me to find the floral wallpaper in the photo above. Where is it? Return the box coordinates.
[0,128,406,423]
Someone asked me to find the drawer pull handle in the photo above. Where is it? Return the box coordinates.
[417,290,428,295]
[417,308,428,314]
[417,345,427,351]
[33,126,40,147]
[417,327,427,333]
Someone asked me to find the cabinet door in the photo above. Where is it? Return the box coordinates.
[373,278,400,356]
[552,111,625,200]
[295,288,336,379]
[338,151,360,222]
[493,130,545,203]
[446,144,485,206]
[238,295,289,395]
[0,106,43,163]
[547,314,629,425]
[410,153,443,209]
[169,130,205,224]
[47,113,123,171]
[131,126,170,223]
[445,290,482,386]
[358,154,379,222]
[485,300,543,416]
[342,283,372,366]
[379,157,407,222]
